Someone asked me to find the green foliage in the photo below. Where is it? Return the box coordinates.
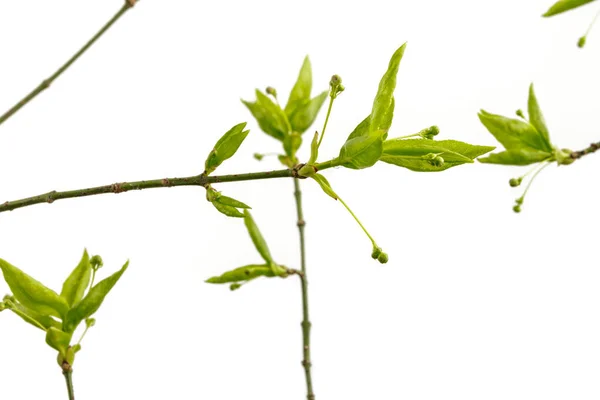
[206,186,250,218]
[0,251,128,365]
[204,122,250,175]
[543,0,597,16]
[242,90,289,141]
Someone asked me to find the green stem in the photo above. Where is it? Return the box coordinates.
[338,197,377,247]
[0,1,135,127]
[317,96,335,149]
[293,178,315,400]
[63,367,75,400]
[0,168,298,214]
[314,158,342,171]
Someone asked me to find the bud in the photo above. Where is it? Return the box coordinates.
[329,75,345,98]
[578,36,587,48]
[421,125,440,140]
[253,153,264,161]
[431,156,444,167]
[556,148,575,166]
[265,86,278,98]
[509,178,522,187]
[90,255,103,270]
[377,252,389,264]
[0,301,5,312]
[229,283,242,291]
[85,318,96,328]
[513,205,522,213]
[65,346,76,366]
[515,109,526,119]
[371,246,382,259]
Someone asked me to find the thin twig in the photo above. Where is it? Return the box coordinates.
[62,365,75,400]
[0,168,301,214]
[0,1,136,127]
[571,142,600,160]
[293,178,315,400]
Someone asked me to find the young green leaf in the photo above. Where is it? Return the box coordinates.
[204,122,250,175]
[478,149,552,165]
[283,132,303,158]
[2,295,61,331]
[0,258,69,319]
[288,90,328,134]
[380,139,495,172]
[337,115,383,169]
[543,0,597,16]
[527,84,552,148]
[242,90,290,141]
[212,200,245,218]
[243,210,273,264]
[64,261,128,333]
[60,249,92,308]
[285,56,312,117]
[478,110,553,152]
[311,173,338,200]
[217,195,251,209]
[205,264,276,284]
[45,327,72,355]
[206,187,249,218]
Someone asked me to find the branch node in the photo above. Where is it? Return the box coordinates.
[161,178,172,187]
[46,191,57,203]
[111,183,124,193]
[126,0,137,7]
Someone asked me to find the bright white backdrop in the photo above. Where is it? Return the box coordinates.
[1,1,600,399]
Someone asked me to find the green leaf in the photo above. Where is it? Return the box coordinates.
[243,210,273,264]
[543,0,597,16]
[370,43,406,137]
[285,56,312,117]
[3,296,61,331]
[283,132,302,158]
[527,84,552,149]
[212,200,245,218]
[64,261,128,333]
[478,149,552,165]
[217,196,251,209]
[45,327,72,355]
[205,264,275,284]
[478,110,552,152]
[380,139,495,172]
[312,173,338,200]
[0,258,69,319]
[288,90,328,134]
[337,115,383,169]
[204,122,250,175]
[60,249,92,308]
[242,90,290,141]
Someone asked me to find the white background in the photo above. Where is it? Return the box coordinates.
[1,1,600,399]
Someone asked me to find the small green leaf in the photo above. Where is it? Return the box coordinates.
[205,264,276,284]
[204,122,250,175]
[217,196,251,209]
[285,56,312,117]
[543,0,597,16]
[371,43,406,137]
[478,110,552,152]
[243,210,273,264]
[527,84,552,148]
[60,249,92,308]
[242,90,290,141]
[2,296,61,331]
[283,132,302,158]
[288,91,328,134]
[45,327,72,355]
[312,173,338,200]
[337,115,384,169]
[0,258,69,319]
[380,139,495,172]
[478,149,552,165]
[212,200,245,218]
[308,131,319,165]
[64,261,128,333]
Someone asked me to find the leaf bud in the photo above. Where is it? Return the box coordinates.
[329,74,345,98]
[65,346,76,366]
[578,36,587,48]
[229,283,242,291]
[253,153,265,161]
[556,148,575,166]
[515,197,524,205]
[509,177,522,187]
[515,109,526,119]
[377,252,389,264]
[513,205,522,213]
[265,86,278,98]
[90,255,103,270]
[371,246,382,259]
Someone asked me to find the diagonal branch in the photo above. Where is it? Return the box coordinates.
[0,1,137,127]
[571,141,600,160]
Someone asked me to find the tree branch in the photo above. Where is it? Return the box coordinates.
[0,1,136,127]
[571,141,600,160]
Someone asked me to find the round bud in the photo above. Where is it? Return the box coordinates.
[371,246,382,259]
[432,156,444,167]
[377,252,389,264]
[509,178,521,187]
[515,109,525,119]
[90,255,104,270]
[513,205,521,213]
[230,283,242,291]
[578,36,587,48]
[266,86,278,97]
[253,153,264,161]
[330,75,342,86]
[85,318,96,328]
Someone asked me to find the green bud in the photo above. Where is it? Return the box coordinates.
[85,318,96,328]
[265,86,278,98]
[230,283,242,291]
[65,346,76,366]
[431,156,444,167]
[329,74,345,98]
[513,205,522,213]
[515,197,524,205]
[371,246,382,259]
[90,255,103,270]
[578,36,587,48]
[377,252,389,264]
[72,344,82,353]
[0,301,5,312]
[509,178,522,187]
[556,148,575,166]
[515,109,526,119]
[253,153,264,161]
[420,125,440,140]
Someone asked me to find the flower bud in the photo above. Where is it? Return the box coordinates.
[371,246,382,259]
[578,36,587,48]
[85,318,96,328]
[329,75,345,98]
[513,205,521,213]
[377,252,389,264]
[516,109,526,119]
[230,283,242,291]
[90,255,103,270]
[431,156,444,167]
[509,178,522,187]
[253,153,264,161]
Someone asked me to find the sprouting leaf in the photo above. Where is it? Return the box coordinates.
[212,200,245,218]
[2,296,61,331]
[204,122,250,175]
[527,84,552,148]
[370,43,406,137]
[217,196,251,209]
[478,149,552,165]
[243,210,273,264]
[206,187,249,218]
[242,90,290,141]
[543,0,597,16]
[60,249,92,308]
[45,327,72,355]
[285,56,312,117]
[205,264,276,284]
[312,173,338,200]
[64,261,128,333]
[288,90,328,134]
[478,110,553,152]
[380,139,495,172]
[337,114,383,169]
[283,132,302,158]
[0,258,69,319]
